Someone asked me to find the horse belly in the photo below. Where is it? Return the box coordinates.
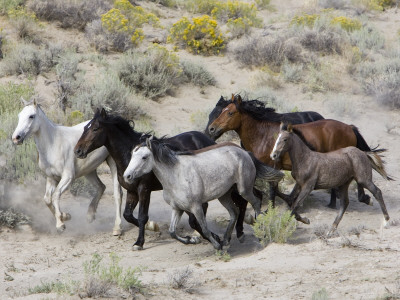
[315,159,353,189]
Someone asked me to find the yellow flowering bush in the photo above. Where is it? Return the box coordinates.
[100,0,160,49]
[168,15,225,55]
[331,16,361,32]
[211,1,261,26]
[291,13,320,27]
[227,16,253,38]
[368,0,396,10]
[7,6,39,39]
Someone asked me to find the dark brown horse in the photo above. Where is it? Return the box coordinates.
[271,123,391,234]
[208,95,380,208]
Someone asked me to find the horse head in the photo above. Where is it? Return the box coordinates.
[12,98,40,145]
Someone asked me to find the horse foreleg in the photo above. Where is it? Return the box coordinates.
[357,183,372,206]
[44,177,57,216]
[328,184,350,237]
[84,171,105,224]
[133,184,151,250]
[53,175,73,232]
[290,184,314,225]
[218,193,239,247]
[169,208,196,245]
[187,203,221,244]
[123,191,139,226]
[107,157,123,236]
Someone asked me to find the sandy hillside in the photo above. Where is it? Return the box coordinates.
[1,0,400,299]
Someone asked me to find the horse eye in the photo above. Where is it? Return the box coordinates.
[283,138,288,142]
[29,115,35,119]
[93,127,99,132]
[142,156,147,160]
[228,111,233,116]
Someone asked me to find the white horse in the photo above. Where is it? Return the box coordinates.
[123,137,283,249]
[12,99,122,235]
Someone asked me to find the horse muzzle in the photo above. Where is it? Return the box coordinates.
[270,152,280,161]
[207,125,222,140]
[123,173,136,184]
[12,134,24,145]
[74,148,88,159]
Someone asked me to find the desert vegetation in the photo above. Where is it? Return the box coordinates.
[1,0,400,299]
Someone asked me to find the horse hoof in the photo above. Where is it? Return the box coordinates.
[145,221,159,232]
[327,204,336,209]
[57,224,66,233]
[132,245,143,251]
[62,213,71,221]
[86,214,95,223]
[302,217,310,225]
[237,234,245,243]
[189,236,201,244]
[244,213,255,225]
[368,199,373,206]
[113,229,122,236]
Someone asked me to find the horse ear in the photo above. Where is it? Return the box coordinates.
[33,98,37,107]
[280,122,285,131]
[231,94,235,102]
[129,120,135,129]
[20,97,29,106]
[287,124,293,132]
[236,95,242,105]
[100,108,107,118]
[146,136,153,150]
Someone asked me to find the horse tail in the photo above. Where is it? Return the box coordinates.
[366,152,394,181]
[351,125,387,153]
[247,152,284,182]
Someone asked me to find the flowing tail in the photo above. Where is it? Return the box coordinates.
[248,152,284,182]
[351,125,386,153]
[366,152,394,181]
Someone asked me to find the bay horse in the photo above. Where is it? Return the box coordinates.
[207,95,380,209]
[74,108,257,250]
[12,99,122,234]
[270,123,391,234]
[123,137,283,249]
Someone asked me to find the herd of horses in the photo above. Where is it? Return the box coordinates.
[11,95,392,250]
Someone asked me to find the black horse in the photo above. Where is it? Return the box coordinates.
[74,108,256,250]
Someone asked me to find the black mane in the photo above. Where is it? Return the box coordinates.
[145,136,179,166]
[95,110,143,141]
[232,96,283,123]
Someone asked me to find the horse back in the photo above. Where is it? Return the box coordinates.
[294,119,357,153]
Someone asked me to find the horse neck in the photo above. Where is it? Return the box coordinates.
[150,156,177,189]
[104,125,142,172]
[33,108,57,154]
[238,114,278,158]
[287,133,313,170]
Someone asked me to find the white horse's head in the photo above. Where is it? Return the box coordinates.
[123,138,155,184]
[12,99,41,145]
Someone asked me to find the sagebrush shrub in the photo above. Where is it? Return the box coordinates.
[29,0,111,30]
[227,16,253,38]
[0,0,25,15]
[168,15,225,55]
[8,6,39,40]
[331,16,361,32]
[252,202,297,245]
[350,25,385,54]
[318,0,346,9]
[181,60,216,87]
[233,35,303,69]
[116,45,182,99]
[1,43,59,76]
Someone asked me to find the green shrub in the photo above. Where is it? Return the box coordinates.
[29,0,111,30]
[168,15,225,55]
[7,5,39,40]
[252,202,297,245]
[282,62,304,83]
[28,280,75,295]
[233,34,303,70]
[350,25,385,54]
[1,43,60,76]
[84,253,142,292]
[0,208,30,228]
[0,0,25,15]
[116,45,183,98]
[312,288,329,300]
[254,0,271,9]
[318,0,346,9]
[181,60,216,86]
[69,72,137,118]
[227,16,253,38]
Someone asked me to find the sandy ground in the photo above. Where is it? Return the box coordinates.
[2,0,400,299]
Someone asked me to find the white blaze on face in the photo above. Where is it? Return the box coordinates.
[124,146,153,182]
[12,105,36,143]
[270,133,282,160]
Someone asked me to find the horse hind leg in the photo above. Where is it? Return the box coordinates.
[218,192,239,247]
[363,181,390,224]
[84,171,106,224]
[187,203,222,245]
[357,182,372,206]
[106,156,123,236]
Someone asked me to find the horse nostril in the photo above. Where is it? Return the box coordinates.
[127,174,131,180]
[209,127,215,133]
[16,135,21,140]
[76,149,81,155]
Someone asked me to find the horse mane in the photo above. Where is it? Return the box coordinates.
[147,136,179,166]
[95,110,142,140]
[281,123,316,151]
[216,96,230,108]
[233,96,283,123]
